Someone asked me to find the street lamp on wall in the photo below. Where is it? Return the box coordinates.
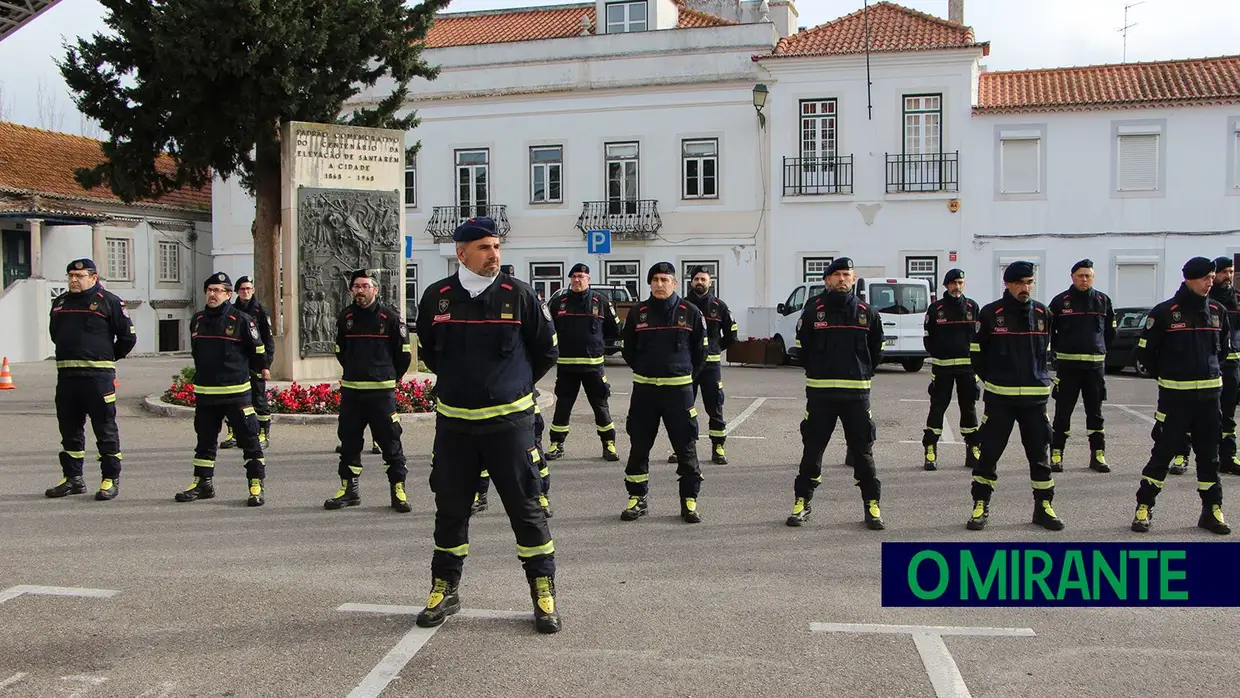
[752,83,769,129]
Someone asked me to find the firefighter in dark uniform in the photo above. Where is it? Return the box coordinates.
[920,268,981,471]
[1131,257,1232,534]
[679,265,737,465]
[1210,256,1240,476]
[619,261,707,523]
[324,270,413,513]
[45,258,136,501]
[414,218,561,634]
[968,261,1063,531]
[1048,259,1116,473]
[545,262,621,462]
[473,387,552,518]
[220,276,275,449]
[785,257,886,530]
[175,272,268,506]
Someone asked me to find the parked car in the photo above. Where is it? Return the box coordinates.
[1107,306,1153,377]
[547,284,636,356]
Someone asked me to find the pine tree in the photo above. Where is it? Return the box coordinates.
[60,0,451,319]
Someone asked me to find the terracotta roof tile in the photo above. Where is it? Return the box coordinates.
[0,121,210,212]
[976,55,1240,113]
[0,193,106,221]
[765,1,984,59]
[423,1,732,49]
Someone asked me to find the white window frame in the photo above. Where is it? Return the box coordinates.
[681,139,719,200]
[1230,118,1240,191]
[1111,120,1166,198]
[905,256,938,293]
[404,161,417,207]
[802,256,834,283]
[605,260,642,298]
[105,237,132,282]
[1117,134,1159,192]
[800,99,838,160]
[682,260,720,296]
[455,148,489,219]
[157,240,180,283]
[605,0,647,33]
[404,262,418,321]
[530,262,565,301]
[903,94,942,156]
[605,141,640,214]
[999,136,1041,194]
[530,145,563,204]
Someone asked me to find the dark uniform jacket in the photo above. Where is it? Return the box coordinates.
[50,282,136,377]
[923,293,980,374]
[620,293,706,385]
[236,297,276,370]
[1209,283,1240,365]
[190,302,266,404]
[1137,284,1231,397]
[416,273,557,430]
[796,288,885,395]
[971,291,1053,401]
[687,291,738,363]
[552,288,619,370]
[1048,286,1115,368]
[334,300,411,390]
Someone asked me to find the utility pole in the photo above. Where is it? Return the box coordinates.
[1119,1,1144,63]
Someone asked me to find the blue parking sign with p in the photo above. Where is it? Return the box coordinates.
[588,229,611,255]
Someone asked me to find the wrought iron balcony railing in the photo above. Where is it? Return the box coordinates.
[426,204,511,241]
[885,151,960,193]
[575,200,662,240]
[782,156,854,196]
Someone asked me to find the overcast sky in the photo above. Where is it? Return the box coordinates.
[1,0,1235,135]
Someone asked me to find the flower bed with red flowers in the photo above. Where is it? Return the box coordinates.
[162,367,436,415]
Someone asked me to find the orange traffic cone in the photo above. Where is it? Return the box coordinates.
[0,357,14,390]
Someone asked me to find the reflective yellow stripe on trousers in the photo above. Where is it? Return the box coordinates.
[436,393,535,420]
[983,382,1052,397]
[930,357,971,367]
[1158,377,1223,391]
[557,356,605,365]
[340,380,397,389]
[632,374,693,387]
[1055,353,1105,362]
[806,378,871,389]
[56,360,116,369]
[192,383,251,395]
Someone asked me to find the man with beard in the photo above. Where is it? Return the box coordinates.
[1048,259,1116,473]
[324,270,413,514]
[1131,257,1232,534]
[220,276,275,449]
[673,266,737,466]
[415,218,561,634]
[968,261,1063,531]
[920,268,981,471]
[45,258,136,501]
[619,261,707,524]
[785,257,886,530]
[1210,256,1240,476]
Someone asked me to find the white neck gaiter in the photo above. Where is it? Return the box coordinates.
[458,264,498,298]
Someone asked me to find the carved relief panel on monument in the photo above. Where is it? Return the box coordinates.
[297,187,401,358]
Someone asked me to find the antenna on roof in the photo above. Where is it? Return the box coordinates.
[1118,1,1144,63]
[864,0,873,120]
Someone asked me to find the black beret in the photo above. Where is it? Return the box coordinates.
[689,265,711,278]
[647,261,676,283]
[350,269,375,284]
[570,263,590,276]
[943,268,964,284]
[204,271,232,290]
[453,217,499,242]
[66,258,96,273]
[1183,257,1216,280]
[823,257,854,277]
[1003,261,1035,283]
[1071,259,1094,273]
[236,275,253,287]
[1215,256,1234,273]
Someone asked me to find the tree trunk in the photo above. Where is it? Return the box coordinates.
[252,133,283,339]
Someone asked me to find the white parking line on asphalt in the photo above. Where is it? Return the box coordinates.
[810,622,1035,698]
[0,673,27,690]
[60,676,107,698]
[725,398,767,436]
[1111,404,1156,425]
[898,400,959,445]
[0,585,119,605]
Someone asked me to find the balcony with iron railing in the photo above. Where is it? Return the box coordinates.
[426,204,511,241]
[575,199,662,240]
[885,151,960,193]
[782,156,854,196]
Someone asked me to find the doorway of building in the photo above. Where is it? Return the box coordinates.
[2,230,31,289]
[159,319,181,352]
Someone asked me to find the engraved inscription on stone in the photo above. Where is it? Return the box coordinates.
[297,187,401,358]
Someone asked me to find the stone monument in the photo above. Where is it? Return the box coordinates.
[276,121,408,381]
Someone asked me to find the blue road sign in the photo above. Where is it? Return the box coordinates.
[404,236,413,259]
[587,229,612,255]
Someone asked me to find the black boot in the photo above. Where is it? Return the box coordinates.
[620,495,648,521]
[1032,499,1065,531]
[966,445,981,469]
[219,430,237,449]
[786,497,811,526]
[415,578,461,628]
[1221,456,1240,476]
[1089,449,1111,473]
[471,491,488,514]
[1199,503,1231,535]
[539,493,553,518]
[712,444,728,465]
[324,478,361,510]
[680,497,702,523]
[390,482,411,513]
[46,475,87,498]
[1131,503,1153,532]
[260,423,271,447]
[371,442,382,455]
[247,478,265,507]
[95,476,119,501]
[1169,453,1188,475]
[966,499,989,530]
[667,451,679,464]
[1049,448,1064,473]
[545,442,565,461]
[864,499,885,530]
[175,477,215,502]
[530,576,561,634]
[923,444,938,471]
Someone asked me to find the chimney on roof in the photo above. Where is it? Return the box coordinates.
[948,0,963,24]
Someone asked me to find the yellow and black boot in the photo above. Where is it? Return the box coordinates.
[471,491,488,515]
[415,578,460,628]
[786,497,812,526]
[1032,499,1065,531]
[539,493,553,518]
[1169,453,1188,475]
[530,576,561,634]
[620,495,648,521]
[1221,456,1240,476]
[46,475,87,498]
[219,430,237,450]
[95,477,119,501]
[324,477,361,510]
[923,444,937,471]
[966,499,989,530]
[1089,450,1110,473]
[175,476,215,502]
[390,482,411,513]
[667,451,679,464]
[247,478,265,507]
[371,441,382,455]
[602,441,619,462]
[680,497,701,524]
[1131,503,1154,532]
[712,443,728,465]
[258,424,270,449]
[545,441,565,461]
[1049,448,1064,473]
[864,499,885,530]
[1199,503,1231,535]
[966,444,981,470]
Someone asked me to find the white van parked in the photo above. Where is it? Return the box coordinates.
[773,277,933,372]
